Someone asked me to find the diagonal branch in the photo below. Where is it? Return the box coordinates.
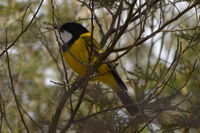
[0,0,44,57]
[5,29,30,133]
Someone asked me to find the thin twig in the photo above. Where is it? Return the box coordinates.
[5,29,30,133]
[0,0,44,57]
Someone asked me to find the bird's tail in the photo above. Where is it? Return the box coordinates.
[111,70,138,116]
[115,89,138,116]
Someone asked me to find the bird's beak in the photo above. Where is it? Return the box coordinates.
[52,23,61,31]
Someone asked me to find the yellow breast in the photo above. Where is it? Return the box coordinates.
[63,35,89,77]
[62,33,118,89]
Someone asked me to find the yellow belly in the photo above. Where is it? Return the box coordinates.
[63,37,89,77]
[63,34,118,89]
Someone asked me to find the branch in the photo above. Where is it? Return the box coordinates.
[0,0,44,57]
[5,29,30,133]
[47,77,91,133]
[60,83,87,133]
[136,1,200,46]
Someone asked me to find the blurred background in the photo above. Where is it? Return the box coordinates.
[0,0,200,133]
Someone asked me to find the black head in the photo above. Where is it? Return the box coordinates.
[58,22,89,51]
[59,22,89,37]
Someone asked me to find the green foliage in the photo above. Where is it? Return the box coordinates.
[0,0,200,133]
[179,31,200,42]
[94,0,120,8]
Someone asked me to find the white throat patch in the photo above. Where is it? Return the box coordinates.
[60,31,72,44]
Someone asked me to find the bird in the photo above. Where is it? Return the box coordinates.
[57,22,138,116]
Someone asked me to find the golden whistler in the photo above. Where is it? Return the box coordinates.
[58,22,138,116]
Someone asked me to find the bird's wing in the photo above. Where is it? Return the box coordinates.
[81,34,128,90]
[81,34,102,57]
[81,34,138,115]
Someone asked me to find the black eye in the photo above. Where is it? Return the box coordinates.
[59,28,64,32]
